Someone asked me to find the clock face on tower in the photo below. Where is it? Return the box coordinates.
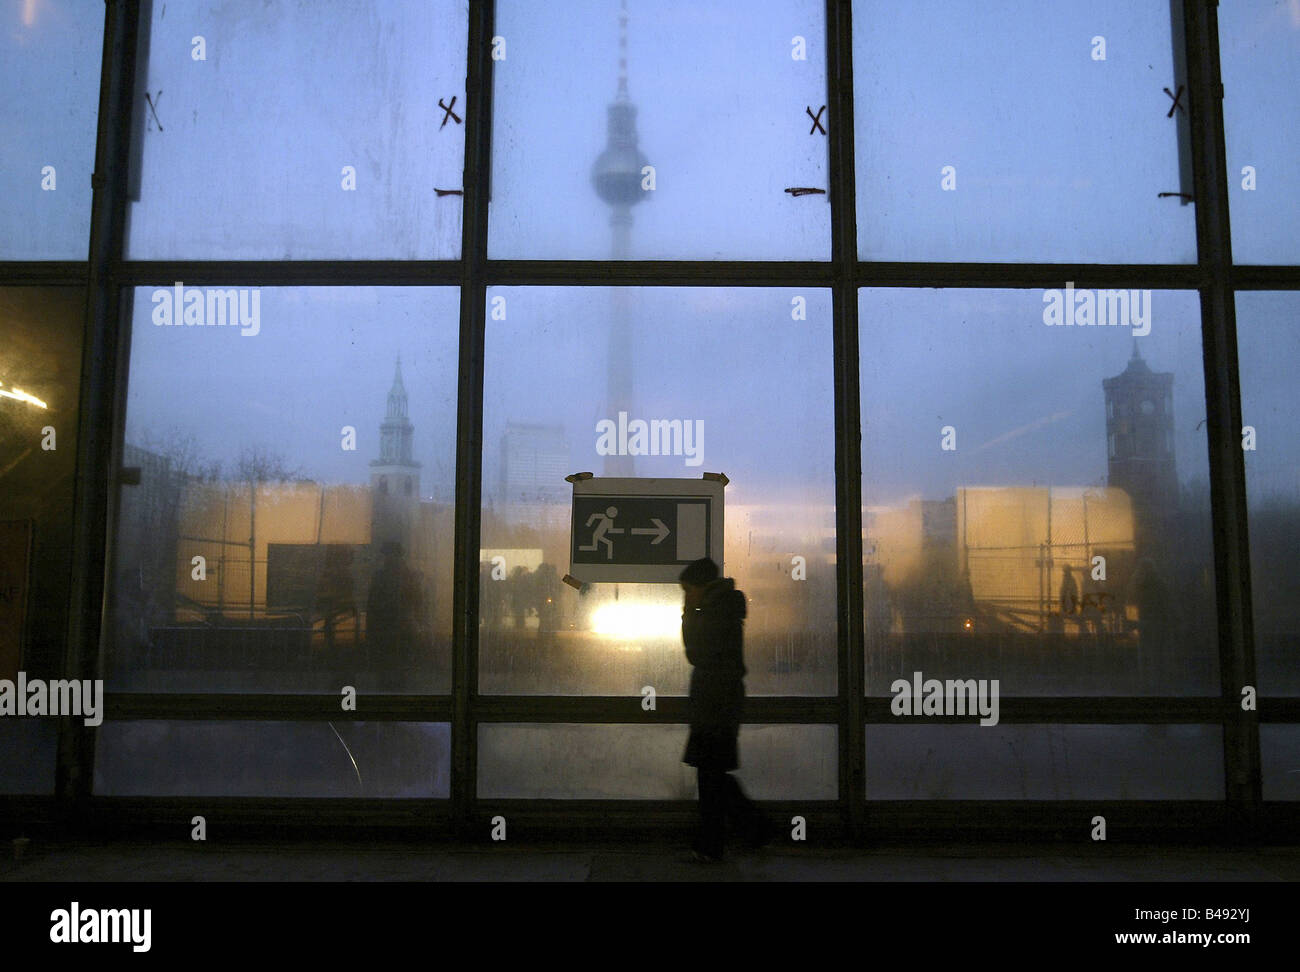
[1140,399,1155,415]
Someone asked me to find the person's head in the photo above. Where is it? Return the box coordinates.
[679,558,719,605]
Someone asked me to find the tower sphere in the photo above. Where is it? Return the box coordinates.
[592,101,649,208]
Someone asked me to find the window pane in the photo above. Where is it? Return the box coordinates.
[489,0,829,259]
[0,3,102,259]
[867,724,1223,799]
[852,0,1197,262]
[478,723,836,799]
[107,287,458,693]
[481,287,837,696]
[861,288,1216,695]
[1237,292,1300,693]
[124,1,467,259]
[0,720,58,795]
[1261,725,1300,801]
[1218,1,1300,264]
[94,721,450,797]
[0,288,84,745]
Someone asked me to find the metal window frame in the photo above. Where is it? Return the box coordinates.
[0,0,1294,841]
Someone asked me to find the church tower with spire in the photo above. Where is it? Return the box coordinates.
[370,355,421,550]
[1103,341,1177,548]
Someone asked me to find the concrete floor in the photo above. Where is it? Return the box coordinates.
[3,840,1298,881]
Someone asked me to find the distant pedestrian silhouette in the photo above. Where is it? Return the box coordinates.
[1059,564,1079,619]
[679,557,770,862]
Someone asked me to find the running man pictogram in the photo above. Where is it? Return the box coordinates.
[578,505,624,560]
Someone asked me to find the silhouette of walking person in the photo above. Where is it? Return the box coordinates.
[679,557,770,862]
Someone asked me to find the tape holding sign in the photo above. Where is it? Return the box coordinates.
[568,476,725,584]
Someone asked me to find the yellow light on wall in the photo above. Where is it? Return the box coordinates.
[0,382,47,408]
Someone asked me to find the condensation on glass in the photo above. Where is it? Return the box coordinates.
[859,289,1216,695]
[0,4,103,259]
[1236,292,1300,693]
[480,287,837,696]
[478,723,837,799]
[107,287,459,693]
[94,721,450,797]
[1260,725,1300,801]
[0,288,84,798]
[866,724,1224,799]
[489,0,830,259]
[123,0,468,259]
[852,0,1197,262]
[1217,1,1300,264]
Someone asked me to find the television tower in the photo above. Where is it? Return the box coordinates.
[591,0,649,477]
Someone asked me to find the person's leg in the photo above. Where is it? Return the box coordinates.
[723,773,770,846]
[696,766,726,859]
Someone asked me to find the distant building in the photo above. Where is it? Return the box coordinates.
[495,422,571,537]
[1103,341,1177,549]
[370,356,421,551]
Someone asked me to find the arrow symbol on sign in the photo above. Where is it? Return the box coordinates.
[630,518,670,544]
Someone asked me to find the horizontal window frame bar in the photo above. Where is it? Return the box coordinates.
[0,262,89,285]
[96,693,1300,722]
[49,260,1300,290]
[107,261,464,287]
[102,694,454,721]
[7,263,1300,289]
[1228,266,1300,289]
[855,263,1209,289]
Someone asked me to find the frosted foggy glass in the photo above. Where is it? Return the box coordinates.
[1218,2,1300,264]
[1261,726,1300,801]
[480,287,837,696]
[1237,292,1300,693]
[0,3,102,259]
[94,721,450,797]
[866,724,1223,799]
[124,1,467,259]
[860,289,1216,695]
[0,720,58,795]
[852,0,1197,262]
[478,723,837,799]
[108,287,459,693]
[0,288,84,703]
[489,0,830,259]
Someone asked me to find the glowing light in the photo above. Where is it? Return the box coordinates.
[963,618,974,631]
[591,601,681,642]
[0,383,47,408]
[22,0,38,28]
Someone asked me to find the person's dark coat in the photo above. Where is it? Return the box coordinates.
[682,577,747,771]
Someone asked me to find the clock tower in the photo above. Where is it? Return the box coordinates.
[1103,341,1177,548]
[370,355,421,551]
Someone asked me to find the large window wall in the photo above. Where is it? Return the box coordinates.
[1,0,1295,838]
